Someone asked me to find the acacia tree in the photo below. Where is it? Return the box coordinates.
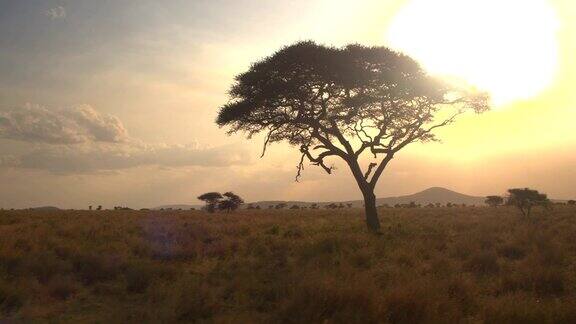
[507,188,550,217]
[217,41,488,232]
[197,192,223,213]
[218,192,245,212]
[485,195,504,207]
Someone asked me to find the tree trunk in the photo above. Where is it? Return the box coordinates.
[363,190,381,232]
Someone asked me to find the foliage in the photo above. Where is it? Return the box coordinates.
[219,192,245,212]
[197,192,223,213]
[507,188,550,217]
[485,195,504,207]
[217,41,489,231]
[198,192,244,213]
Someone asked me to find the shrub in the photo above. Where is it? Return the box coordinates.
[47,275,78,300]
[464,251,500,276]
[0,281,23,315]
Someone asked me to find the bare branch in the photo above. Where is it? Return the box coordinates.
[368,153,394,188]
[364,162,377,180]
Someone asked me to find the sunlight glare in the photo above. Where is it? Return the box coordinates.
[386,0,559,106]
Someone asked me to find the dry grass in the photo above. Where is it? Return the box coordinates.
[1,205,575,323]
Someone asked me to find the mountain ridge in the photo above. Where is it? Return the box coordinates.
[154,187,486,210]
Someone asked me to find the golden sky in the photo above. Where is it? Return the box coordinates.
[0,0,574,208]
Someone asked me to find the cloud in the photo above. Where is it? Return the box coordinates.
[0,142,252,173]
[0,104,129,144]
[0,103,253,173]
[45,6,66,19]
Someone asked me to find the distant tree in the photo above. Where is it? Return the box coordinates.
[346,203,353,208]
[485,195,504,207]
[97,205,102,210]
[275,203,287,209]
[408,201,417,208]
[310,203,319,209]
[290,205,300,209]
[446,202,453,208]
[216,41,488,232]
[507,188,550,217]
[268,205,274,209]
[325,203,338,209]
[198,192,223,213]
[426,203,435,208]
[255,205,261,210]
[218,192,244,212]
[89,205,92,211]
[435,203,441,208]
[218,200,235,212]
[568,200,576,206]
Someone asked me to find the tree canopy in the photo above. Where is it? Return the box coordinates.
[198,191,245,213]
[217,41,489,231]
[507,188,550,217]
[485,195,504,207]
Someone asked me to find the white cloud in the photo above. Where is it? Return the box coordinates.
[45,6,66,20]
[0,142,252,173]
[0,103,253,173]
[0,104,129,144]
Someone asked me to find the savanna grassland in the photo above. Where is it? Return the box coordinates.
[1,206,576,323]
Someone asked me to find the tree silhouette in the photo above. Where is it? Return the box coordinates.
[568,200,575,206]
[217,41,488,232]
[218,192,244,212]
[507,188,550,217]
[197,192,223,213]
[485,195,504,207]
[275,203,287,209]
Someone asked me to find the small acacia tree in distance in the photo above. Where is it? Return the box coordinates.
[198,192,223,213]
[218,192,244,212]
[485,195,504,207]
[507,188,550,217]
[217,41,488,232]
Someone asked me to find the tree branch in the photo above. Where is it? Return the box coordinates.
[364,162,377,180]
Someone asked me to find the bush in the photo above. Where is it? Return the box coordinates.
[464,251,500,276]
[0,281,23,315]
[47,275,78,300]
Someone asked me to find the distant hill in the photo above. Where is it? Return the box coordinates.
[375,187,485,207]
[244,187,486,209]
[152,187,486,210]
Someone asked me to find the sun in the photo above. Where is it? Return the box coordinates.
[386,0,559,106]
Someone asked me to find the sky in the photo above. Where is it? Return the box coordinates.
[0,0,575,209]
